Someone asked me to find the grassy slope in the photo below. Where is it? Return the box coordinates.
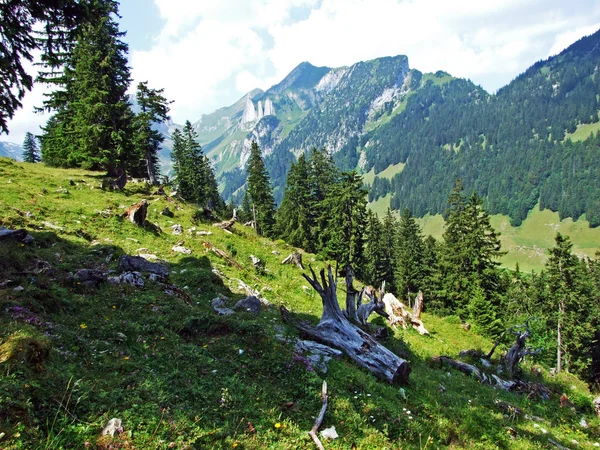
[1,159,599,449]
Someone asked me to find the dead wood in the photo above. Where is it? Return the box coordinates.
[382,292,429,335]
[281,265,411,384]
[213,209,237,231]
[308,380,328,450]
[412,291,424,319]
[202,242,244,270]
[124,200,148,226]
[282,251,304,269]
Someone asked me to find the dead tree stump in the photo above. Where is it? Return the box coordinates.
[281,265,411,384]
[124,200,148,226]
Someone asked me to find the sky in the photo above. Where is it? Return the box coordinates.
[5,0,600,144]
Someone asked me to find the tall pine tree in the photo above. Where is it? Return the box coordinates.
[40,0,134,173]
[22,132,40,163]
[133,81,172,184]
[246,141,276,237]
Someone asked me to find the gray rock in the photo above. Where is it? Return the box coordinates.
[172,245,191,254]
[197,230,212,236]
[161,207,174,217]
[233,295,262,314]
[0,227,28,242]
[74,269,107,286]
[13,285,24,292]
[118,255,169,277]
[211,297,234,316]
[171,224,183,235]
[119,271,144,288]
[101,418,122,437]
[594,396,600,417]
[22,234,35,245]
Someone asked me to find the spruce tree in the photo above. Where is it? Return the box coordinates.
[395,208,426,301]
[276,153,313,249]
[22,132,40,163]
[0,0,95,133]
[133,81,172,184]
[40,0,134,172]
[323,171,367,273]
[246,141,276,237]
[363,211,387,288]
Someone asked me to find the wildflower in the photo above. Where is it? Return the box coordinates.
[112,305,116,309]
[274,422,282,429]
[161,336,165,340]
[123,356,129,360]
[80,323,87,329]
[232,443,239,448]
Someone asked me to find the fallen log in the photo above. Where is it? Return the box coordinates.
[281,265,410,384]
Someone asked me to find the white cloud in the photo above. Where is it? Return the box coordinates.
[5,0,600,142]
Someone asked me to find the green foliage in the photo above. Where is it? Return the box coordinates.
[21,132,40,163]
[132,81,172,183]
[171,121,224,212]
[40,0,135,172]
[246,141,276,237]
[0,0,95,134]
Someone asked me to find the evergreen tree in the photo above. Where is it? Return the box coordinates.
[171,121,221,210]
[276,153,313,248]
[546,233,597,374]
[133,81,172,184]
[309,148,340,252]
[0,0,95,133]
[363,211,387,288]
[40,0,134,173]
[437,179,505,320]
[323,171,367,273]
[22,132,40,163]
[246,141,276,237]
[379,208,399,292]
[395,208,426,301]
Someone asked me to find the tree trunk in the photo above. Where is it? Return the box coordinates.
[412,291,424,319]
[557,300,563,373]
[281,266,410,384]
[146,148,157,185]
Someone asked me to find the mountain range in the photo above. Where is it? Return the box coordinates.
[182,28,600,227]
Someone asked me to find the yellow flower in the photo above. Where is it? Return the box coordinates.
[80,323,87,329]
[112,305,116,309]
[123,356,129,360]
[274,422,282,429]
[232,443,239,448]
[160,336,165,340]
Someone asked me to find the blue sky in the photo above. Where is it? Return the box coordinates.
[6,0,600,144]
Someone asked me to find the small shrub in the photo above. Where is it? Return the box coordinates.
[0,329,51,372]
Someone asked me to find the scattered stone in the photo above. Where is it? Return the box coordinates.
[107,276,120,285]
[250,255,264,270]
[171,224,183,235]
[22,234,35,244]
[197,231,212,236]
[74,269,107,287]
[148,273,160,282]
[126,238,139,243]
[321,426,339,440]
[212,268,226,279]
[594,396,600,417]
[13,286,24,293]
[124,199,148,226]
[161,207,174,217]
[233,295,262,314]
[32,259,52,274]
[55,188,69,194]
[172,245,191,255]
[119,271,144,288]
[211,297,234,316]
[101,418,122,437]
[0,227,28,242]
[115,332,127,342]
[118,255,169,277]
[462,323,471,331]
[271,250,280,255]
[580,417,588,428]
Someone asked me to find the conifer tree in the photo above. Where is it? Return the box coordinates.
[40,0,134,172]
[395,208,426,301]
[22,132,40,163]
[324,171,367,272]
[276,153,313,248]
[0,0,96,133]
[363,211,387,288]
[246,141,276,237]
[546,233,597,373]
[171,121,222,210]
[133,81,172,184]
[438,179,504,319]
